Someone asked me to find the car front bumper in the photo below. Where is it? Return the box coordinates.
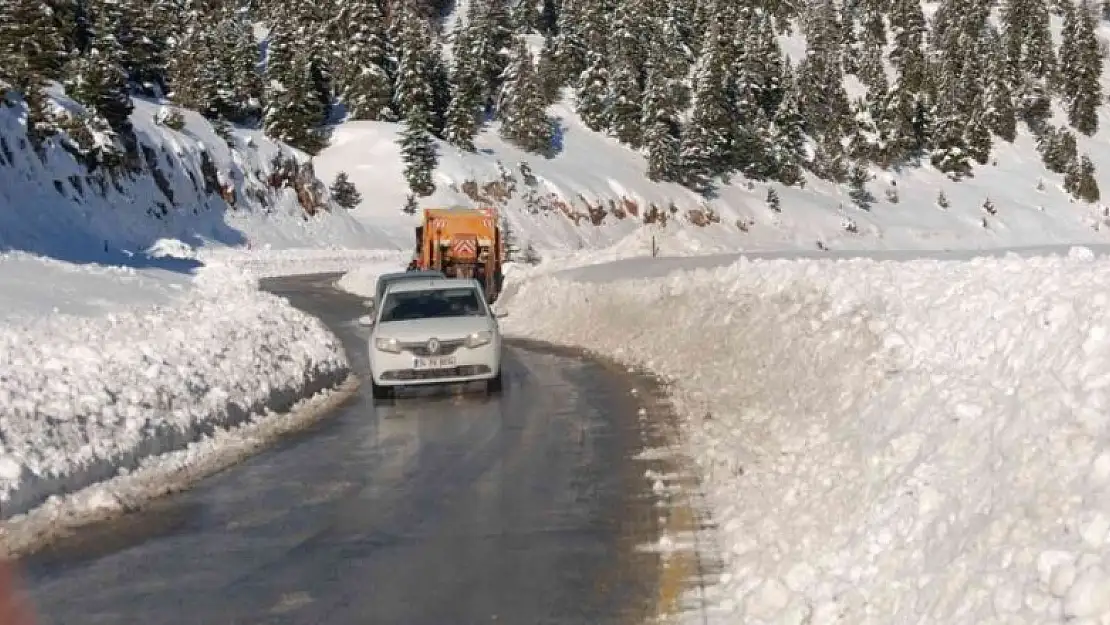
[370,342,501,387]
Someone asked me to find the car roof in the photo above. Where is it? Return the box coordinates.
[383,277,480,295]
[377,270,443,282]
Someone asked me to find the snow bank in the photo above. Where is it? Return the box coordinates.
[199,246,409,278]
[501,248,1110,624]
[0,265,349,522]
[0,252,190,321]
[335,260,412,298]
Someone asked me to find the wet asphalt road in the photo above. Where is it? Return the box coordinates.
[20,273,663,625]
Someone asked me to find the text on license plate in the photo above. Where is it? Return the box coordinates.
[413,356,457,369]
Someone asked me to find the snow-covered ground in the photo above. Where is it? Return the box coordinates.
[0,257,359,553]
[499,248,1110,624]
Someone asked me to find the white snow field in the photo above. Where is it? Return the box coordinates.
[500,247,1110,624]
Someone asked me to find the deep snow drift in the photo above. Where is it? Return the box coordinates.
[0,262,349,528]
[501,248,1110,624]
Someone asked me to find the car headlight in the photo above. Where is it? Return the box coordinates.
[374,337,401,353]
[465,331,493,348]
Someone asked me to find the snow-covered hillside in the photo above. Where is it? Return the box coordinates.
[500,248,1110,624]
[0,88,393,263]
[314,92,1110,259]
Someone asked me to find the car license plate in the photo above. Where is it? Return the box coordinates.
[413,356,457,369]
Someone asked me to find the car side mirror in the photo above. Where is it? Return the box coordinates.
[494,310,509,319]
[357,315,374,327]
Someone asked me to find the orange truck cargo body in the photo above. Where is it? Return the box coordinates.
[415,206,504,302]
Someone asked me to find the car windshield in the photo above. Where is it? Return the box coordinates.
[379,287,486,322]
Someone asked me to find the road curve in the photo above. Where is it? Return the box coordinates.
[20,272,669,625]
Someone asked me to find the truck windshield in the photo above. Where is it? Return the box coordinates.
[379,288,487,322]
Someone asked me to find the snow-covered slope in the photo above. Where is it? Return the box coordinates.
[500,247,1110,624]
[0,88,393,263]
[314,97,1110,259]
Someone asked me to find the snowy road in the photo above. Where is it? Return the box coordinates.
[18,273,671,625]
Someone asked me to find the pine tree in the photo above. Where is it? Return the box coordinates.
[498,39,555,154]
[641,66,682,182]
[263,53,328,154]
[0,0,68,89]
[606,58,642,146]
[399,104,439,196]
[65,9,134,136]
[886,0,929,159]
[443,54,485,151]
[797,6,852,180]
[768,71,806,186]
[330,172,363,208]
[1003,0,1055,125]
[459,0,515,110]
[1059,0,1101,135]
[332,0,394,121]
[393,2,439,122]
[680,19,735,190]
[983,26,1017,142]
[575,51,610,132]
[1064,153,1100,202]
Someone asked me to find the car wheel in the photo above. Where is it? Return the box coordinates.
[486,370,503,394]
[371,380,394,401]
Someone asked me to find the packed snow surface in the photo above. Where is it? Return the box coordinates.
[501,247,1110,624]
[0,252,190,321]
[0,263,348,521]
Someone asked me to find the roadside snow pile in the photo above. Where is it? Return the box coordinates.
[502,247,1110,624]
[0,251,190,321]
[0,265,348,521]
[200,247,409,279]
[335,259,412,298]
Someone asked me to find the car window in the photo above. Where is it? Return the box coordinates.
[379,287,488,322]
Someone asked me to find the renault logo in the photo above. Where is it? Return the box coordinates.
[426,338,440,354]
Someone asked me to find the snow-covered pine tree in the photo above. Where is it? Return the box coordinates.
[547,0,589,88]
[575,51,610,132]
[1002,0,1055,126]
[1064,153,1099,202]
[498,39,555,154]
[797,0,852,180]
[263,53,329,154]
[680,18,734,191]
[332,0,394,121]
[330,172,363,208]
[885,0,929,161]
[605,0,648,146]
[0,0,68,89]
[393,1,439,123]
[398,103,439,196]
[983,25,1017,142]
[443,53,485,151]
[110,0,174,95]
[641,64,682,182]
[767,66,806,186]
[1059,0,1101,136]
[459,0,515,112]
[64,8,134,137]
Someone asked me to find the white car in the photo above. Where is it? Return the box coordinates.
[367,278,504,400]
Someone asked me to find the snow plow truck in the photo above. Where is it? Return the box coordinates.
[410,206,505,303]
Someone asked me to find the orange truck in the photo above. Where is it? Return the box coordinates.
[412,206,505,302]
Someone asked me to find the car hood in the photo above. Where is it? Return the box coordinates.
[374,316,496,341]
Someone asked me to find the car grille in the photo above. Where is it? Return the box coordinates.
[401,338,465,356]
[381,364,492,381]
